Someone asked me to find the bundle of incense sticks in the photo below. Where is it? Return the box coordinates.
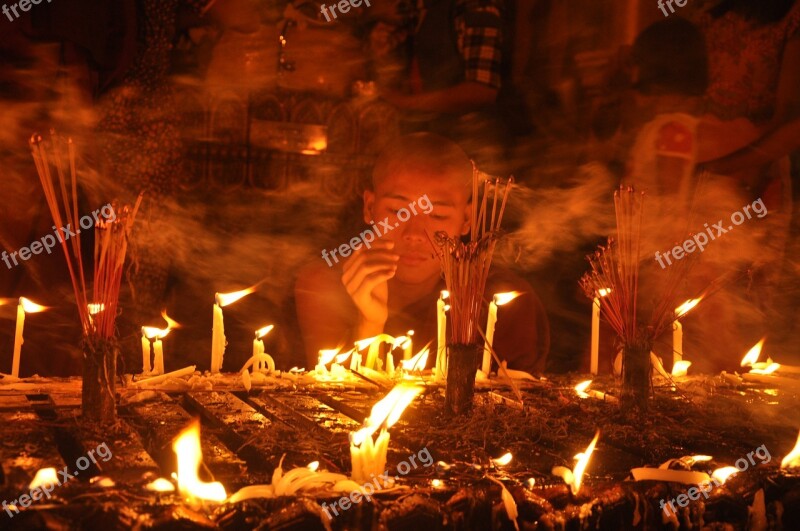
[30,132,141,338]
[432,165,514,346]
[580,186,697,347]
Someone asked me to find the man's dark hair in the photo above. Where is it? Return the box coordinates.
[710,0,796,26]
[371,133,472,190]
[632,18,708,97]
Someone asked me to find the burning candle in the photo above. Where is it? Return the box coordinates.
[483,292,520,375]
[673,298,700,368]
[436,291,449,381]
[142,326,171,375]
[141,331,152,374]
[211,288,255,374]
[590,288,611,375]
[316,348,339,374]
[402,331,413,361]
[350,383,423,483]
[355,334,398,370]
[252,325,274,373]
[10,298,46,378]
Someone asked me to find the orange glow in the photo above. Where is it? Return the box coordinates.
[19,297,46,313]
[161,310,181,329]
[492,452,513,466]
[711,466,740,484]
[741,338,765,367]
[494,291,521,306]
[781,431,800,469]
[256,325,274,339]
[29,468,58,489]
[675,298,702,319]
[307,461,320,472]
[597,288,612,297]
[215,287,255,307]
[87,303,105,315]
[440,290,450,300]
[401,346,430,371]
[351,384,423,446]
[142,326,171,340]
[672,360,692,377]
[173,420,227,502]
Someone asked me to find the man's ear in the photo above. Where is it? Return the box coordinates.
[363,189,376,225]
[460,202,471,236]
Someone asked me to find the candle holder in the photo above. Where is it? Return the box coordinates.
[81,335,119,424]
[445,343,483,415]
[620,339,651,414]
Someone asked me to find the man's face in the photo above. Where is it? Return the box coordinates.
[363,168,470,284]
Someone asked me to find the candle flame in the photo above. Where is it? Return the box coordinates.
[431,479,444,487]
[29,467,58,489]
[492,452,513,466]
[145,478,176,492]
[215,287,255,307]
[493,291,521,306]
[87,303,105,315]
[173,420,227,502]
[335,349,354,364]
[255,324,274,339]
[741,338,765,367]
[318,348,339,365]
[574,380,592,398]
[711,466,740,484]
[307,461,320,472]
[351,383,423,446]
[552,430,599,495]
[142,326,171,340]
[161,310,181,329]
[401,347,430,371]
[672,360,692,377]
[597,288,612,297]
[19,297,46,313]
[440,290,450,300]
[781,431,800,469]
[675,298,702,318]
[750,362,780,375]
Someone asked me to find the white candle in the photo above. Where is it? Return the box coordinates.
[211,295,225,374]
[11,301,25,378]
[591,296,600,375]
[153,338,165,375]
[673,320,683,367]
[436,291,449,381]
[387,352,395,377]
[252,337,264,373]
[482,292,520,375]
[403,331,413,361]
[142,330,152,374]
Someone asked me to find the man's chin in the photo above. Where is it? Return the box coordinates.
[394,266,441,286]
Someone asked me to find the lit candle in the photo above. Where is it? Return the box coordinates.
[402,331,414,361]
[387,352,395,377]
[316,348,338,374]
[142,331,152,374]
[142,326,171,376]
[482,292,520,375]
[211,295,225,374]
[153,337,165,375]
[211,288,255,374]
[252,325,274,373]
[673,299,700,369]
[349,384,423,483]
[673,320,683,366]
[11,298,46,378]
[436,291,449,381]
[590,288,611,375]
[355,334,397,370]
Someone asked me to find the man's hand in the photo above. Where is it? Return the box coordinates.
[341,240,398,337]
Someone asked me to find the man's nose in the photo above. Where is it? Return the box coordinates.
[401,215,428,241]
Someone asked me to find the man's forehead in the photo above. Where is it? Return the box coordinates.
[380,192,460,207]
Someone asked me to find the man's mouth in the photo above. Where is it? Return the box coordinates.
[399,253,430,266]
